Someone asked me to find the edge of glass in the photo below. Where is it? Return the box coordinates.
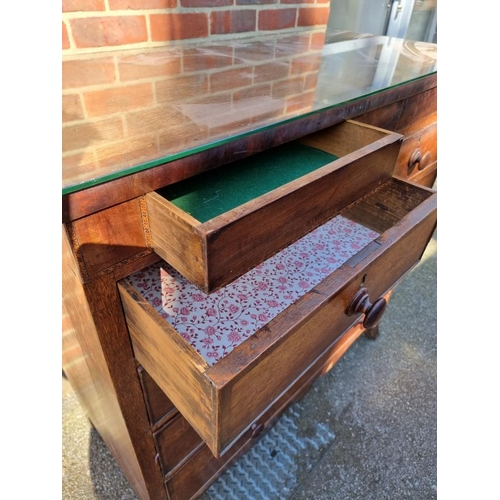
[62,71,436,197]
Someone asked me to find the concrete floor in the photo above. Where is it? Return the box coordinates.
[62,230,437,500]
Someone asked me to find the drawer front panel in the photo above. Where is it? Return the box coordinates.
[119,179,436,457]
[394,124,437,179]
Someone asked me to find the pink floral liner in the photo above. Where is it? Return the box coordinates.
[128,215,379,366]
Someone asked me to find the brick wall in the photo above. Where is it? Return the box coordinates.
[62,31,326,185]
[62,0,330,54]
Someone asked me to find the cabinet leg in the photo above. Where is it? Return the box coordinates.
[364,325,380,340]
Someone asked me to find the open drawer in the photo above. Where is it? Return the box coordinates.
[119,178,436,457]
[145,120,402,293]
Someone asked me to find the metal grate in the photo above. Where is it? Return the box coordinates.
[201,403,336,500]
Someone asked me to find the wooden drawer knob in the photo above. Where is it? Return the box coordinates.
[347,288,387,329]
[408,148,432,172]
[251,423,264,438]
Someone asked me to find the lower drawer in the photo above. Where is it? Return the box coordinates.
[118,178,437,457]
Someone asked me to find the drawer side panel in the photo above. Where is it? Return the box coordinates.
[146,192,207,289]
[118,281,216,452]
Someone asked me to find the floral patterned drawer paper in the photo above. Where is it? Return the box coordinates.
[128,215,379,365]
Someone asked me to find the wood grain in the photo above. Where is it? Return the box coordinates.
[137,365,177,429]
[166,320,370,500]
[118,280,217,452]
[210,184,436,452]
[69,198,148,278]
[394,123,437,179]
[62,226,167,500]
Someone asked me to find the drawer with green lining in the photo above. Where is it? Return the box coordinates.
[145,120,402,293]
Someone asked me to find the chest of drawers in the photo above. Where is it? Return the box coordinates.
[62,32,437,500]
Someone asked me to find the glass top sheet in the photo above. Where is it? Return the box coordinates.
[62,31,437,194]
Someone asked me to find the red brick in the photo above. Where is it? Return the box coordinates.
[253,61,290,84]
[272,76,304,98]
[310,31,326,49]
[210,66,253,92]
[250,105,285,124]
[305,72,319,90]
[258,8,297,30]
[62,117,124,153]
[62,58,115,89]
[155,74,209,103]
[70,16,147,48]
[183,46,234,72]
[281,0,314,3]
[62,22,70,50]
[210,10,256,35]
[126,105,191,137]
[158,125,208,153]
[181,0,232,6]
[118,51,182,81]
[150,13,208,41]
[62,0,105,12]
[297,7,330,26]
[62,150,99,184]
[109,0,177,9]
[274,33,311,56]
[63,94,84,122]
[84,83,154,117]
[286,90,315,113]
[234,41,274,62]
[236,0,275,4]
[233,83,272,102]
[291,54,321,74]
[95,134,159,170]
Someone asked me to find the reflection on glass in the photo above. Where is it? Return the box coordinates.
[62,30,436,194]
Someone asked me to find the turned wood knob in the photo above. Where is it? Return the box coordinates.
[347,288,387,329]
[408,148,431,172]
[251,423,264,438]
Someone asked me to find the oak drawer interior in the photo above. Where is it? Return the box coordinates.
[145,120,402,293]
[120,178,436,457]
